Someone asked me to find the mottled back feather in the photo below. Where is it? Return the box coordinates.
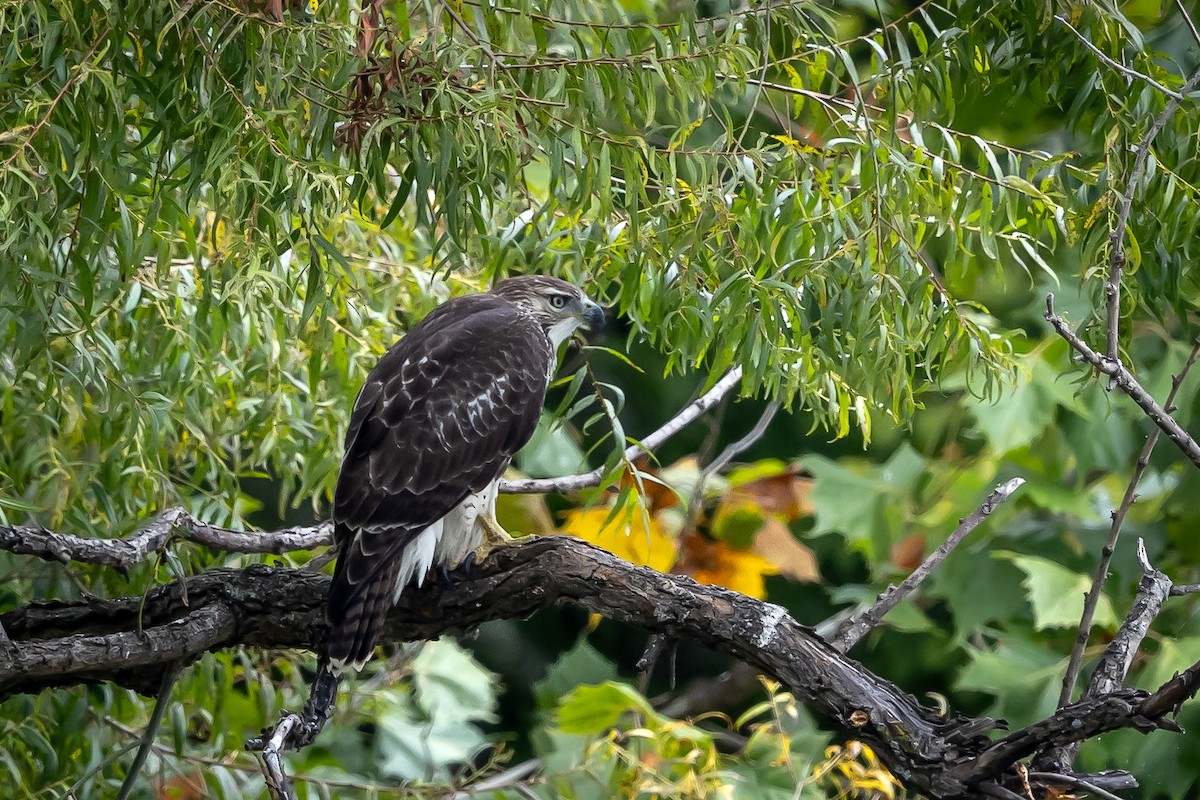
[326,292,555,668]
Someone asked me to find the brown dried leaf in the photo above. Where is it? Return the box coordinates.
[731,467,813,521]
[753,516,820,583]
[890,534,927,572]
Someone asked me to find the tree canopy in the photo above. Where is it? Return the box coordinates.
[3,0,1200,798]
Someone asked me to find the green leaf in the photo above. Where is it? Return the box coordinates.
[995,552,1118,631]
[410,638,498,724]
[957,637,1064,727]
[556,682,657,735]
[535,637,619,709]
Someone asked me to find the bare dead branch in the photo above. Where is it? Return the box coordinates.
[829,477,1025,653]
[1042,539,1178,773]
[1141,656,1200,718]
[1044,295,1200,471]
[0,508,333,570]
[1104,64,1200,361]
[1059,337,1200,707]
[502,366,745,494]
[953,685,1185,786]
[1087,540,1173,699]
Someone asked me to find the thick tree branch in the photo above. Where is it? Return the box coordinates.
[4,535,1195,799]
[1044,295,1200,471]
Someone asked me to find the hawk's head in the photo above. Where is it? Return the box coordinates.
[491,275,605,347]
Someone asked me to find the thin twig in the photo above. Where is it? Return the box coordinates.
[829,477,1025,652]
[257,715,299,800]
[446,759,542,798]
[636,633,672,694]
[684,401,781,531]
[1044,295,1200,471]
[503,367,745,494]
[115,665,180,800]
[1059,336,1200,708]
[978,783,1026,800]
[1054,15,1185,101]
[1105,63,1200,362]
[1175,0,1200,48]
[1029,772,1126,800]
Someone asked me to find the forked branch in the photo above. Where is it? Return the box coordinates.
[4,536,1198,800]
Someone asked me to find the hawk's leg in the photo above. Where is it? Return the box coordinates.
[472,515,515,562]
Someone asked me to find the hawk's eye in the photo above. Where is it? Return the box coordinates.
[549,294,569,309]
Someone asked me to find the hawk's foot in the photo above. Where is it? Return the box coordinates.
[472,516,515,563]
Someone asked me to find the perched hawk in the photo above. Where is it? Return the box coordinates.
[326,275,604,672]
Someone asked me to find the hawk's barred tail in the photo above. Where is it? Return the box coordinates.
[326,562,398,673]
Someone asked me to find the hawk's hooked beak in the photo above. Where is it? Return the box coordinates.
[581,301,605,331]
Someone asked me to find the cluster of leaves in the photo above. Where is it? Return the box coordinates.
[2,0,1064,556]
[5,0,1200,797]
[535,454,815,600]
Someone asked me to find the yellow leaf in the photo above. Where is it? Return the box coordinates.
[558,503,678,572]
[670,117,705,152]
[973,44,989,73]
[770,134,826,155]
[783,62,803,90]
[682,536,777,599]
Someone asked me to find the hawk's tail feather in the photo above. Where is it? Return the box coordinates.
[326,562,398,673]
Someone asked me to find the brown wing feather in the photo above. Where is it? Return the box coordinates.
[326,293,553,667]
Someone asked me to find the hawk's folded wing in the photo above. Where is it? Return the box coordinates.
[326,295,554,668]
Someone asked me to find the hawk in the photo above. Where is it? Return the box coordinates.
[326,275,604,672]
